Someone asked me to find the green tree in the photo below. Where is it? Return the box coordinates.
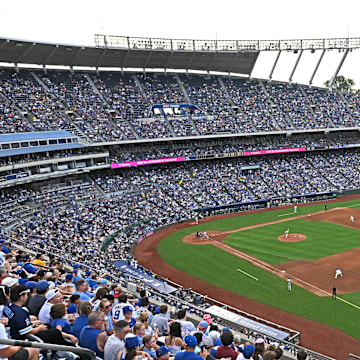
[324,75,356,92]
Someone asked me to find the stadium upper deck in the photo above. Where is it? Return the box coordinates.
[0,68,359,142]
[0,36,359,143]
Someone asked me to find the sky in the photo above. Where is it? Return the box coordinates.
[1,0,360,88]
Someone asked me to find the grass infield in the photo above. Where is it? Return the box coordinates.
[157,198,360,340]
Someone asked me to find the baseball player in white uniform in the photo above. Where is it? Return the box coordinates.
[284,229,290,239]
[334,268,343,279]
[287,278,292,291]
[350,216,355,223]
[293,206,298,214]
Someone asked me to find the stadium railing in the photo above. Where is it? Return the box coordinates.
[0,338,96,360]
[5,220,337,360]
[349,354,360,360]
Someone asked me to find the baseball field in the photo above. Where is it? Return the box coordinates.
[134,195,360,358]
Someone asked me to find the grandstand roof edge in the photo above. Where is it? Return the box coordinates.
[86,127,360,147]
[0,131,77,142]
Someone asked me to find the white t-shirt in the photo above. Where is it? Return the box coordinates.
[0,323,9,360]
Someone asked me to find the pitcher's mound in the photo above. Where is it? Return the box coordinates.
[278,233,307,242]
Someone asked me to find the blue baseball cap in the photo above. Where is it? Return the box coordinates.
[18,279,29,285]
[156,346,171,358]
[36,280,49,291]
[65,274,73,281]
[125,335,138,349]
[243,345,255,359]
[197,320,209,329]
[123,306,133,314]
[184,335,197,348]
[26,281,38,291]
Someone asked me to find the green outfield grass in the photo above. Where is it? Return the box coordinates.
[157,198,360,340]
[224,219,360,265]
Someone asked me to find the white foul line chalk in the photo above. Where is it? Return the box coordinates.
[236,269,259,281]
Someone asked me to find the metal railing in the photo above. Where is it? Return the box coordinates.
[95,34,360,52]
[0,338,96,360]
[349,354,360,360]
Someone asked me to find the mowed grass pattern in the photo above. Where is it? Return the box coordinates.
[157,198,360,340]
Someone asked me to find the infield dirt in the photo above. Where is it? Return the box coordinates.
[134,195,360,359]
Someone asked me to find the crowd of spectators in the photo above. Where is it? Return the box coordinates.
[0,243,310,360]
[1,69,360,142]
[1,145,359,359]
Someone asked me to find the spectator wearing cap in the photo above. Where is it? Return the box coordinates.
[174,334,203,360]
[142,334,157,359]
[156,346,171,360]
[121,305,135,329]
[237,344,255,360]
[64,273,75,288]
[196,321,209,335]
[113,287,122,300]
[104,320,130,360]
[27,280,49,317]
[73,279,91,301]
[199,336,215,360]
[215,331,238,360]
[23,281,37,309]
[119,333,152,360]
[1,277,18,289]
[150,305,170,336]
[96,278,109,291]
[79,311,108,359]
[254,338,265,360]
[177,309,196,336]
[4,285,48,340]
[208,331,221,347]
[32,253,46,267]
[117,334,138,360]
[38,288,63,324]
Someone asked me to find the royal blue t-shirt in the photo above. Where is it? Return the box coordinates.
[175,351,203,360]
[51,318,72,333]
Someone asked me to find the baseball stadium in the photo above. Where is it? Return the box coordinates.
[1,31,360,360]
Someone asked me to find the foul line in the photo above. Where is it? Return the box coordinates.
[278,211,297,217]
[236,268,258,281]
[347,203,360,208]
[210,207,339,238]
